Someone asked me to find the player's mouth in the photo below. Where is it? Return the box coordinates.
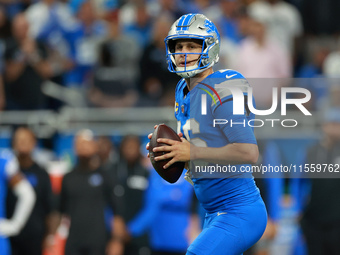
[179,59,199,67]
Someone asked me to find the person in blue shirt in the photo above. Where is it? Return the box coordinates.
[146,13,267,255]
[37,0,108,88]
[128,170,195,255]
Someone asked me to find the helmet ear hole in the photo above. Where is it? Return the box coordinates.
[201,57,209,66]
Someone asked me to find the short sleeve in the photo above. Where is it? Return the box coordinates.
[213,100,257,144]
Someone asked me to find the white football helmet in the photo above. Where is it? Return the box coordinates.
[164,13,220,78]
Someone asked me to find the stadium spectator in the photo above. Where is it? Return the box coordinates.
[58,129,126,255]
[184,0,220,19]
[62,0,109,88]
[6,127,58,255]
[147,0,185,20]
[249,0,303,54]
[235,8,291,107]
[88,12,140,108]
[91,0,118,22]
[209,0,246,71]
[235,6,291,77]
[298,47,329,79]
[97,136,118,173]
[301,0,340,35]
[3,13,55,110]
[118,0,143,30]
[214,0,244,44]
[323,50,340,79]
[128,170,196,255]
[296,46,329,111]
[0,0,27,19]
[0,150,36,255]
[300,108,340,255]
[0,6,11,44]
[107,135,150,255]
[24,0,75,90]
[24,0,75,40]
[323,50,340,109]
[0,8,9,111]
[122,1,153,49]
[137,14,178,106]
[0,75,4,111]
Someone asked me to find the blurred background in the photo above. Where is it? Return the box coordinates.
[1,0,340,254]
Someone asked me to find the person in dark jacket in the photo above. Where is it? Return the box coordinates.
[7,127,57,255]
[59,129,126,255]
[108,135,150,255]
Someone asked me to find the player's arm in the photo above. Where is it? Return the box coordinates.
[192,143,258,165]
[153,97,259,168]
[0,159,36,237]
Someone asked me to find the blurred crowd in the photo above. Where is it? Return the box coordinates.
[1,0,340,255]
[1,110,340,255]
[3,127,199,255]
[0,0,340,111]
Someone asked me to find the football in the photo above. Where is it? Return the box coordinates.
[149,124,185,183]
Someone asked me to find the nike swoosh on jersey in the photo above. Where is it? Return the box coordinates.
[225,74,237,79]
[217,212,228,216]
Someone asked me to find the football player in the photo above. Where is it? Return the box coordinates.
[147,13,267,255]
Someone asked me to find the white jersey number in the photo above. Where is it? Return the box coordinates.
[181,119,207,147]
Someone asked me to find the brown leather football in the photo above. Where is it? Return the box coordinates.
[149,124,185,183]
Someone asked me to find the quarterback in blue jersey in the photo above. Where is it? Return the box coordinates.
[147,13,267,255]
[0,150,36,255]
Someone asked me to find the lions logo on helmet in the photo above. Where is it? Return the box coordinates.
[164,13,220,78]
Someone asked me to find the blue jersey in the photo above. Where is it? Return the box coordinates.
[175,69,261,213]
[128,170,194,252]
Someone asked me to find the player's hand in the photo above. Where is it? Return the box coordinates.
[146,125,158,157]
[0,219,20,237]
[153,136,190,169]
